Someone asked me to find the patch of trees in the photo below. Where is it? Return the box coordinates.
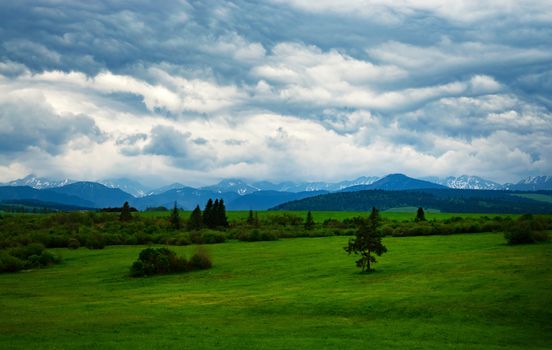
[272,189,552,214]
[0,243,61,273]
[130,247,212,277]
[186,198,229,230]
[504,214,550,245]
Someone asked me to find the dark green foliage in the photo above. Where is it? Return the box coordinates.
[236,229,278,242]
[0,243,61,273]
[188,247,212,270]
[415,207,426,222]
[188,205,203,230]
[504,215,550,245]
[169,202,181,230]
[203,199,214,228]
[119,201,132,222]
[130,247,188,277]
[202,198,228,228]
[67,238,80,249]
[345,207,387,272]
[246,210,255,225]
[304,210,314,230]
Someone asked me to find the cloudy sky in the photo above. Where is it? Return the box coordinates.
[1,1,551,186]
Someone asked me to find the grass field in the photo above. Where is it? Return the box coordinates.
[1,233,550,349]
[140,210,520,222]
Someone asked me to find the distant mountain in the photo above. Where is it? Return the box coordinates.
[252,176,380,192]
[504,176,552,191]
[272,189,552,214]
[341,174,446,191]
[99,178,149,197]
[134,187,241,211]
[5,174,75,189]
[202,179,260,195]
[0,199,93,212]
[147,183,189,196]
[424,175,503,190]
[49,182,135,208]
[0,186,95,208]
[226,190,328,210]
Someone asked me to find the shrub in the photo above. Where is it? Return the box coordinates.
[0,252,25,273]
[188,247,212,270]
[67,238,80,249]
[504,217,549,245]
[130,247,188,277]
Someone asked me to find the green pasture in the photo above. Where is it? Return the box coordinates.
[0,233,550,349]
[140,210,520,222]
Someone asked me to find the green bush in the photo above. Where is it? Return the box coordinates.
[188,247,212,270]
[130,247,188,277]
[67,238,80,249]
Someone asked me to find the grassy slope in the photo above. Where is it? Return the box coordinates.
[0,234,550,349]
[513,193,552,203]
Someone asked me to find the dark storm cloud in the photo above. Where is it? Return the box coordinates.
[0,92,104,155]
[0,0,551,182]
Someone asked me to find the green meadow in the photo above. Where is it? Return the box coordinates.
[140,210,520,222]
[1,233,550,349]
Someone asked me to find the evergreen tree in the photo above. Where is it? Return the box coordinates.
[344,207,387,272]
[415,207,426,222]
[247,209,255,225]
[188,205,203,230]
[218,199,229,227]
[304,210,314,230]
[169,202,181,229]
[213,199,221,227]
[119,201,132,222]
[203,199,214,228]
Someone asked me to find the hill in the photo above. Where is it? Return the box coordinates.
[226,190,328,210]
[49,182,135,208]
[341,174,446,191]
[0,186,95,208]
[272,189,552,213]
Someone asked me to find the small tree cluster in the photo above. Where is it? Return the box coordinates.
[130,247,212,277]
[304,211,315,230]
[0,243,61,273]
[202,199,228,229]
[504,214,549,245]
[344,207,387,272]
[415,207,426,222]
[119,201,133,222]
[246,210,260,226]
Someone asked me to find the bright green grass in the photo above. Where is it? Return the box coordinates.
[1,234,550,349]
[141,210,519,222]
[513,193,552,203]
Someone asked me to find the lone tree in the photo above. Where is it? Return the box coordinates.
[119,201,132,222]
[344,207,387,272]
[169,202,181,229]
[188,205,203,230]
[304,210,315,230]
[415,207,426,222]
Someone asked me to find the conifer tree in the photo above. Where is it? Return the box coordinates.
[304,210,314,230]
[213,199,221,227]
[415,207,426,222]
[188,205,203,230]
[203,199,214,228]
[218,199,229,227]
[169,201,181,229]
[247,210,255,225]
[119,201,132,222]
[344,207,387,272]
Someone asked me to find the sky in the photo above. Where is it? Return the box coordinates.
[0,0,551,187]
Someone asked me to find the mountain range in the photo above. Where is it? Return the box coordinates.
[1,173,551,212]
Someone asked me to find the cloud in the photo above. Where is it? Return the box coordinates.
[0,90,104,155]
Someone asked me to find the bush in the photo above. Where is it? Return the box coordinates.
[236,229,278,242]
[0,252,25,272]
[130,247,188,277]
[188,247,212,270]
[67,238,80,249]
[504,217,549,245]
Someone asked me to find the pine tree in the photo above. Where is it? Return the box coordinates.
[213,199,221,227]
[203,199,214,228]
[119,201,132,222]
[415,207,426,222]
[218,199,228,227]
[169,202,181,229]
[247,209,255,225]
[304,210,314,230]
[344,207,387,272]
[188,205,203,230]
